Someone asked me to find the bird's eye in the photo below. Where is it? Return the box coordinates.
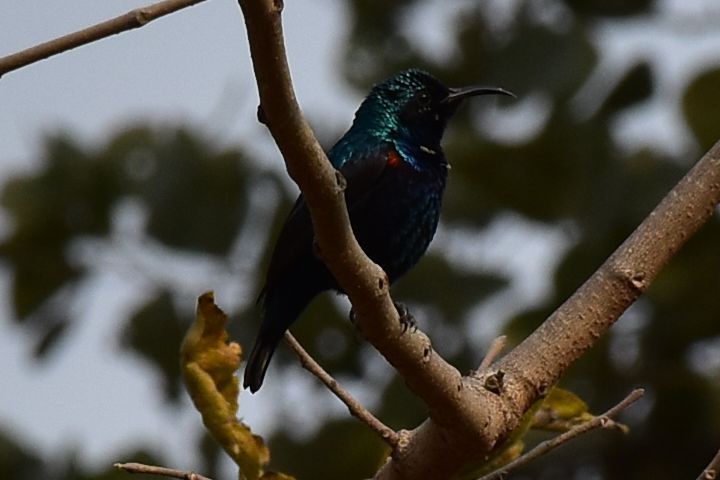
[417,90,431,106]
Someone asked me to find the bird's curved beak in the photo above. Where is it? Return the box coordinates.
[443,86,515,110]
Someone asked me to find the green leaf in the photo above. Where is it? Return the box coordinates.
[531,387,596,432]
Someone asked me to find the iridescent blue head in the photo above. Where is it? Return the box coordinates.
[350,69,514,149]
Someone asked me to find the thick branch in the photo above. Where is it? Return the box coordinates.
[0,0,207,78]
[236,0,472,432]
[493,141,720,414]
[374,143,720,479]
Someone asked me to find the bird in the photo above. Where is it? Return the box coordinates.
[243,69,513,393]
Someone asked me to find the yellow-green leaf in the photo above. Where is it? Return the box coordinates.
[181,292,273,480]
[532,387,594,432]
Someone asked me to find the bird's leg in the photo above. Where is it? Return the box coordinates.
[348,304,416,334]
[394,302,417,334]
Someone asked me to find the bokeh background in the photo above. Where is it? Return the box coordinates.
[2,0,720,478]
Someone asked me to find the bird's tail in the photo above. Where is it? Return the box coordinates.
[243,264,332,393]
[243,335,278,393]
[243,276,325,393]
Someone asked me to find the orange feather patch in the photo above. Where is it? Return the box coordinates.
[387,150,403,168]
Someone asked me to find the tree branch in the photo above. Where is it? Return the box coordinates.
[491,140,720,418]
[697,447,720,480]
[477,388,644,480]
[283,331,399,447]
[0,0,207,78]
[114,462,212,480]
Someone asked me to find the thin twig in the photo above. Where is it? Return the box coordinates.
[477,388,645,480]
[697,447,720,480]
[284,331,399,447]
[0,0,207,77]
[479,335,507,370]
[114,462,213,480]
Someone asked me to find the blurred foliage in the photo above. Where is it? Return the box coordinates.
[684,68,720,152]
[561,0,656,17]
[3,0,720,479]
[122,291,188,401]
[0,428,161,480]
[270,419,387,479]
[0,126,255,358]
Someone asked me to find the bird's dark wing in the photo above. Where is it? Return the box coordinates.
[340,146,396,203]
[258,146,395,301]
[258,194,312,303]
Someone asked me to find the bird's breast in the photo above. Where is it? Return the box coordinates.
[349,164,446,282]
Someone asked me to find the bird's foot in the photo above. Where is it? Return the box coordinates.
[349,303,417,334]
[394,302,417,334]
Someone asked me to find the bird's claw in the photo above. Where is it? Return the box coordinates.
[395,302,417,334]
[349,303,416,334]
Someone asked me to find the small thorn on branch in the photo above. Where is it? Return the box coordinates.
[257,104,268,125]
[697,448,720,480]
[483,370,505,395]
[134,9,152,25]
[335,170,348,192]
